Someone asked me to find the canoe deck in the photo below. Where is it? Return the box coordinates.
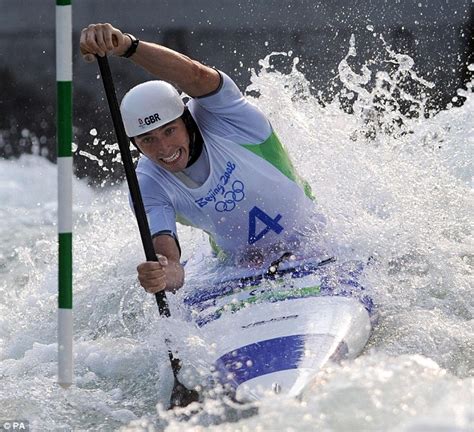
[183,258,375,401]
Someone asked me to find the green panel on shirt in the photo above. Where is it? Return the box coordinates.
[241,132,314,200]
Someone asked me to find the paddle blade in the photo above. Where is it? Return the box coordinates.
[169,377,200,409]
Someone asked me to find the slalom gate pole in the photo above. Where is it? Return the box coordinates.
[56,0,73,388]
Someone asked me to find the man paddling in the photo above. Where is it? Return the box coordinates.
[80,23,326,294]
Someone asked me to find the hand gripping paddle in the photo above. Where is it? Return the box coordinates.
[96,54,199,409]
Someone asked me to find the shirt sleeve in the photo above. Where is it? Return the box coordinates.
[187,70,272,145]
[129,171,178,240]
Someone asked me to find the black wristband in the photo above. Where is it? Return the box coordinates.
[121,33,139,58]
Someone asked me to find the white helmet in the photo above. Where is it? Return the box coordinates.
[120,80,185,137]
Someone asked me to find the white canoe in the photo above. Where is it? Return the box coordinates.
[183,258,375,401]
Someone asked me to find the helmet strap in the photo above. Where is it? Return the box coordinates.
[129,137,143,154]
[182,108,203,168]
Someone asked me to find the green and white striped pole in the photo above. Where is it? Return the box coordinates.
[56,0,73,388]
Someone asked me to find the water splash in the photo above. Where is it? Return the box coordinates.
[245,37,473,382]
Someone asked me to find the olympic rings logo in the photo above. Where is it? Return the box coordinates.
[215,180,245,212]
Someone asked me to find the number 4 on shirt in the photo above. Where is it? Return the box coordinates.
[248,206,284,245]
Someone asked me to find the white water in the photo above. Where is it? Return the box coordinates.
[0,39,473,431]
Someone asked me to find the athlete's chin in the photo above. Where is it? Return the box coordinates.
[162,163,186,173]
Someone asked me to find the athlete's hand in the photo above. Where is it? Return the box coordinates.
[80,23,131,63]
[137,254,169,294]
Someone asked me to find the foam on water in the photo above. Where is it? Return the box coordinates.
[0,36,472,431]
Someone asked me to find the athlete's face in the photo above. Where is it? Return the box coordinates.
[134,118,190,172]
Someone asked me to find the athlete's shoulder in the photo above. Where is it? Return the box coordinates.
[135,157,171,197]
[188,70,272,144]
[189,70,242,109]
[136,155,163,177]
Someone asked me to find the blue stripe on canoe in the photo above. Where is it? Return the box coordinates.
[194,288,321,327]
[184,259,335,306]
[184,259,366,308]
[214,334,331,388]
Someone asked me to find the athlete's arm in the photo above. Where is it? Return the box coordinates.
[136,234,184,293]
[79,23,220,97]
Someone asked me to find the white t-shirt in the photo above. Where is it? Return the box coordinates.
[135,71,325,262]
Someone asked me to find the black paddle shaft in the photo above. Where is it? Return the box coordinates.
[96,55,199,408]
[95,55,169,315]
